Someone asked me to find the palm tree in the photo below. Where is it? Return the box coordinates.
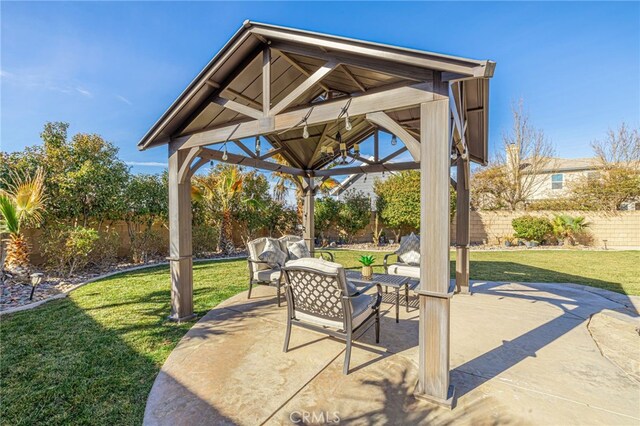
[0,168,47,270]
[272,155,339,223]
[194,165,244,255]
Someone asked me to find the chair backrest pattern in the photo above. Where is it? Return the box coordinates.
[284,268,345,323]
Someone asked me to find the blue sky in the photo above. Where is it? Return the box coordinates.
[1,1,639,175]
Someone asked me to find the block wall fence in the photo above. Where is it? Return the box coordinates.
[19,210,640,266]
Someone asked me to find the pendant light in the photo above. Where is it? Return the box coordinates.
[255,136,261,155]
[391,135,398,146]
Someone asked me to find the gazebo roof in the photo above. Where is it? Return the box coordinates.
[139,21,494,172]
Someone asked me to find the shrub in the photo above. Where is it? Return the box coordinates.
[511,215,553,243]
[551,215,589,246]
[41,225,99,276]
[130,228,166,263]
[193,225,219,257]
[89,228,120,269]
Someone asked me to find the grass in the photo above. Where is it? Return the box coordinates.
[330,249,640,296]
[1,250,638,425]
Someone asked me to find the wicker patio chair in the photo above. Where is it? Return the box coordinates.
[247,237,285,306]
[282,257,382,374]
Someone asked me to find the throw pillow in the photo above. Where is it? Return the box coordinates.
[287,240,311,260]
[397,232,420,265]
[258,238,287,268]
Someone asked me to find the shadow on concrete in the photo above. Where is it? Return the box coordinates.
[452,264,638,399]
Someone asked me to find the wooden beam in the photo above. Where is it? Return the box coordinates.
[178,82,440,150]
[213,97,263,120]
[455,157,470,294]
[379,146,408,163]
[178,147,202,184]
[167,143,195,322]
[314,161,419,177]
[269,41,440,83]
[374,129,379,162]
[273,48,331,92]
[366,112,421,161]
[199,147,308,177]
[221,88,263,109]
[416,99,453,407]
[262,47,271,116]
[258,147,283,160]
[269,40,438,81]
[340,64,366,91]
[233,140,258,158]
[270,61,338,116]
[302,177,315,255]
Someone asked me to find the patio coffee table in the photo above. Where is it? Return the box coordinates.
[345,270,418,323]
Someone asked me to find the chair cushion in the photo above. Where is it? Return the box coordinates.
[278,235,303,254]
[387,263,420,279]
[247,238,272,272]
[286,240,310,260]
[397,233,420,265]
[255,269,281,283]
[258,238,287,268]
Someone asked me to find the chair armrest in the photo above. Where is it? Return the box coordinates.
[348,282,376,297]
[247,258,272,267]
[315,250,334,262]
[383,253,397,272]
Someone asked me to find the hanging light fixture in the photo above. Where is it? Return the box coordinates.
[255,136,261,155]
[303,123,309,139]
[353,143,360,156]
[222,142,228,161]
[391,134,398,146]
[344,113,352,131]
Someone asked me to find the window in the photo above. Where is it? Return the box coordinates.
[551,173,563,190]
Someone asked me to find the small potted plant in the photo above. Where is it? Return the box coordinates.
[504,235,515,247]
[358,255,375,280]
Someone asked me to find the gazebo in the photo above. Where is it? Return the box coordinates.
[138,21,495,407]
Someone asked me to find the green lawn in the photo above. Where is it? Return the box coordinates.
[1,250,638,425]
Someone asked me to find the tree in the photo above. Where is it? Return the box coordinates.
[314,197,341,244]
[235,170,272,244]
[121,174,168,240]
[39,122,130,225]
[472,101,555,210]
[0,168,47,269]
[375,171,421,240]
[193,164,244,254]
[337,190,370,243]
[272,154,338,223]
[569,123,640,210]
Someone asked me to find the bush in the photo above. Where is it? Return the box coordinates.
[511,215,553,243]
[89,228,120,269]
[551,215,589,246]
[41,225,99,276]
[130,229,165,263]
[193,225,219,257]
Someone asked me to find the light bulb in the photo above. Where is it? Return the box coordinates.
[391,135,398,146]
[255,136,261,155]
[303,124,309,139]
[345,116,352,131]
[222,145,228,161]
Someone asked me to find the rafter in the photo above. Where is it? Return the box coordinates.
[199,147,308,177]
[262,47,271,116]
[270,61,338,115]
[221,88,262,109]
[273,48,331,92]
[314,161,419,177]
[340,64,366,92]
[213,97,263,120]
[176,82,440,150]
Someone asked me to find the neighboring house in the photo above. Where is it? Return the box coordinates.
[527,157,601,201]
[331,170,394,210]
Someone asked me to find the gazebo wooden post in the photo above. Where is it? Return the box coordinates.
[416,98,454,407]
[455,157,471,294]
[302,177,315,256]
[167,143,195,322]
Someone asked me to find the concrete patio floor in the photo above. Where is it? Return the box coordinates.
[144,281,640,425]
